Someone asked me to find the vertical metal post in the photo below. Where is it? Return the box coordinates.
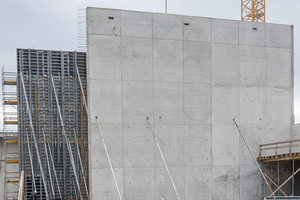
[73,179,78,200]
[25,129,36,191]
[74,59,88,116]
[80,83,83,160]
[50,74,83,200]
[277,161,280,196]
[292,158,295,196]
[73,129,89,198]
[60,51,67,200]
[271,168,300,195]
[35,82,38,134]
[20,71,49,200]
[47,140,62,200]
[233,119,275,198]
[42,129,55,199]
[165,0,167,14]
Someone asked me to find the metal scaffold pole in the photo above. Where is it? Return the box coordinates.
[50,74,83,200]
[25,129,36,192]
[147,118,181,200]
[42,129,55,199]
[73,129,89,198]
[95,116,123,200]
[233,118,275,198]
[20,71,49,200]
[47,140,62,200]
[74,54,88,116]
[270,168,300,196]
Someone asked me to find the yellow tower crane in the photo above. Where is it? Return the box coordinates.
[241,0,265,22]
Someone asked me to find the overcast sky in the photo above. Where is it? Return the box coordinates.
[0,0,299,123]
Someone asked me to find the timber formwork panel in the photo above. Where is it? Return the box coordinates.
[17,49,89,200]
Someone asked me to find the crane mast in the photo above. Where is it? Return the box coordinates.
[241,0,265,22]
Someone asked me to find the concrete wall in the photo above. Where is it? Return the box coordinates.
[87,7,294,200]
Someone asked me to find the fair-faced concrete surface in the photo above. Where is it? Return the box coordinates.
[263,126,292,156]
[212,18,238,45]
[122,81,153,125]
[239,45,266,87]
[153,125,185,168]
[124,168,154,200]
[212,43,239,86]
[239,21,266,47]
[239,126,266,166]
[239,87,266,126]
[184,41,211,84]
[153,13,182,40]
[239,166,263,200]
[185,167,213,200]
[183,16,212,42]
[154,167,185,200]
[212,166,240,200]
[292,124,300,152]
[121,10,152,38]
[185,126,212,166]
[184,83,212,125]
[266,88,292,127]
[266,24,293,49]
[212,126,240,166]
[121,37,153,82]
[212,87,239,126]
[89,80,122,125]
[153,82,184,125]
[266,47,292,89]
[87,7,294,200]
[91,168,124,199]
[87,7,121,36]
[153,39,183,83]
[88,35,122,81]
[123,125,154,168]
[90,124,123,169]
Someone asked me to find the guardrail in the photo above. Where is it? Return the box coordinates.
[259,139,300,159]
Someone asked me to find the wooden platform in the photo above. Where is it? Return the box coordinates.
[258,152,300,162]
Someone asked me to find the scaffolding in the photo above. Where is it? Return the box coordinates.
[17,49,89,199]
[2,68,19,200]
[258,139,300,197]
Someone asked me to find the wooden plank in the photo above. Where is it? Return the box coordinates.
[18,170,24,200]
[257,152,300,162]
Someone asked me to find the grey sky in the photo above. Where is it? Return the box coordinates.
[1,0,299,122]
